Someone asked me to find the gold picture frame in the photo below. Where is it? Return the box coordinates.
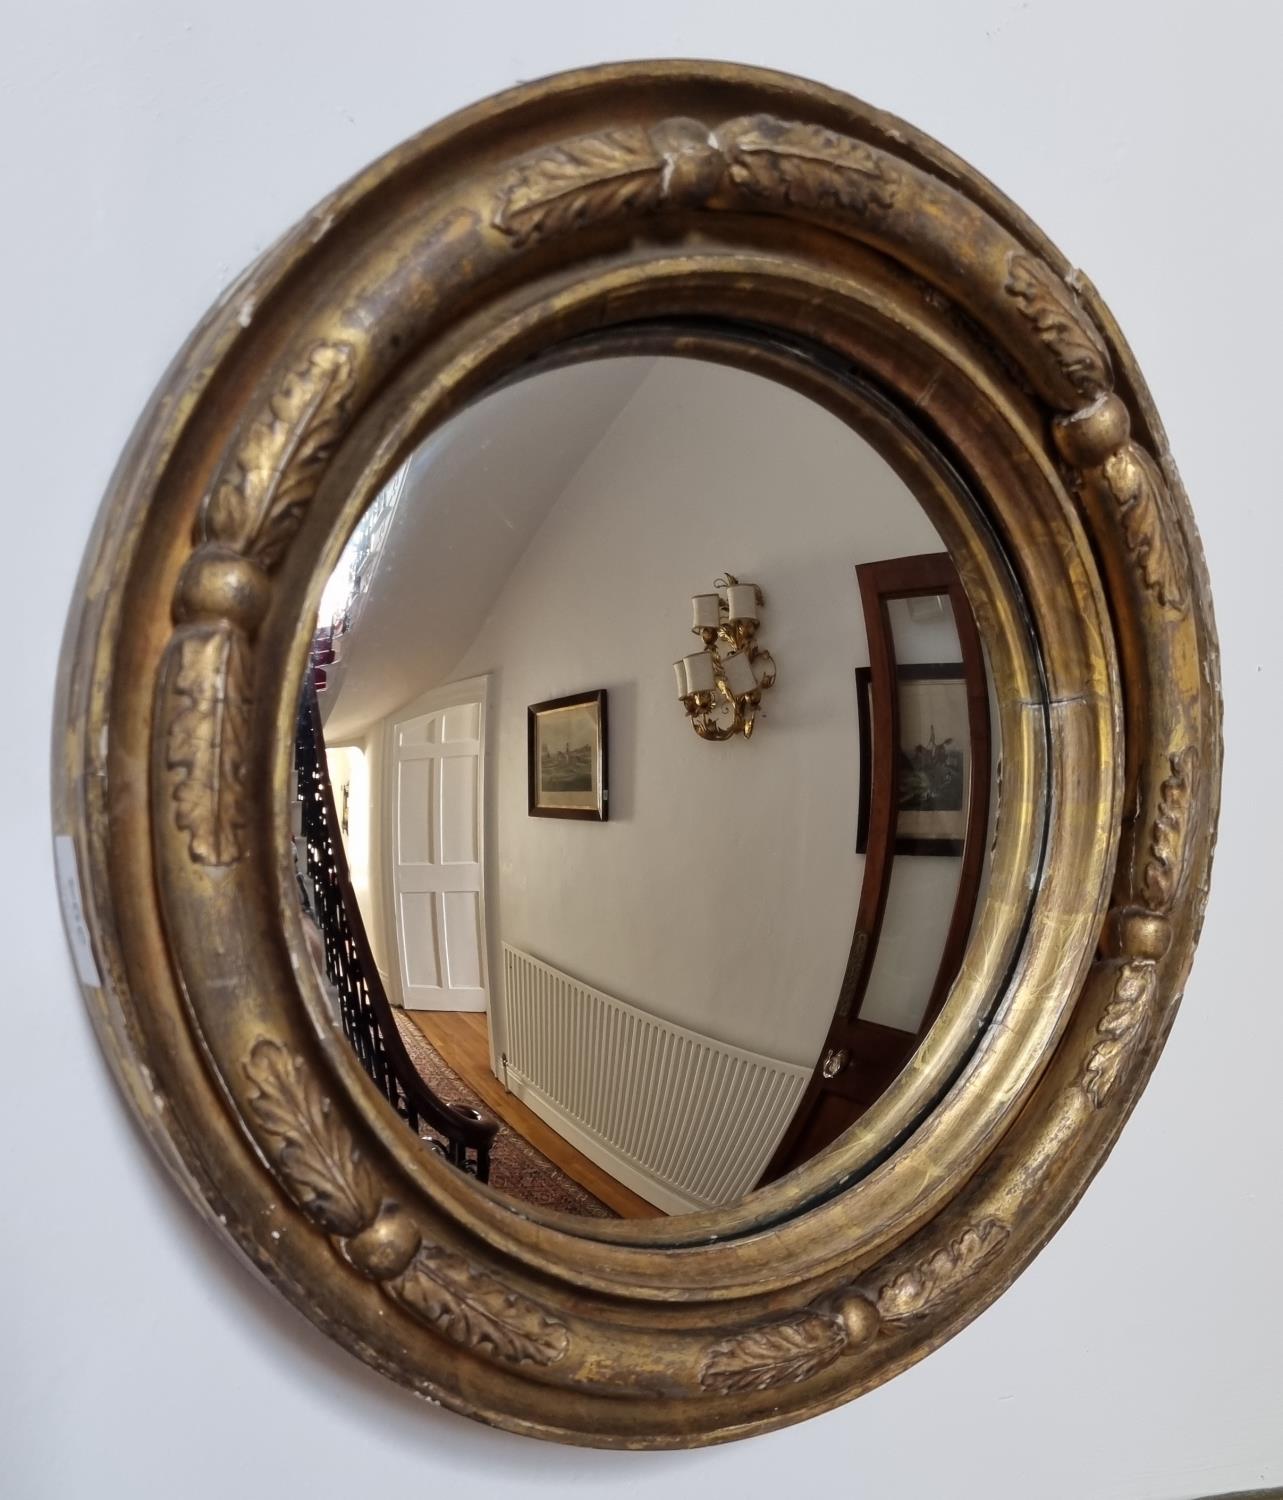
[857,663,973,853]
[527,690,608,821]
[52,61,1219,1448]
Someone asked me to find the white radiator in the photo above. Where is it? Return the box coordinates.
[499,943,811,1214]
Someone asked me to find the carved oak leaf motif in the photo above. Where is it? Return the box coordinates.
[166,626,252,867]
[204,341,355,569]
[700,1312,847,1394]
[1079,959,1156,1108]
[720,115,899,219]
[493,127,671,247]
[877,1219,1010,1323]
[167,342,355,864]
[385,1245,569,1366]
[244,1038,379,1237]
[1143,747,1198,910]
[1076,747,1196,1108]
[1004,252,1111,401]
[1102,442,1191,615]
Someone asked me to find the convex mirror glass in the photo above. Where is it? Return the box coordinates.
[295,353,1008,1219]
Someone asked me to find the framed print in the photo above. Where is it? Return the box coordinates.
[895,663,969,854]
[856,664,970,855]
[527,689,609,821]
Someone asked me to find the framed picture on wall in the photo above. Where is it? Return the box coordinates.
[527,689,609,821]
[856,663,974,856]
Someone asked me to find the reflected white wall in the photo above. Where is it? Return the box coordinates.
[324,744,374,952]
[446,357,945,1065]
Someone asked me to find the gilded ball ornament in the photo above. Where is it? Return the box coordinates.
[667,144,724,205]
[1053,392,1132,469]
[346,1204,422,1280]
[834,1291,881,1347]
[175,548,271,631]
[651,117,725,206]
[1104,907,1172,963]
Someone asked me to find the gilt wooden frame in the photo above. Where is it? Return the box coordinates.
[527,689,609,821]
[52,61,1219,1448]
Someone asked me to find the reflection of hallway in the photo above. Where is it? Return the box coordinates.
[401,1011,661,1220]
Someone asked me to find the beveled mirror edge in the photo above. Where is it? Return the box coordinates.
[52,60,1220,1447]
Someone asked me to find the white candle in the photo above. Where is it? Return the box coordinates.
[673,660,690,697]
[692,593,721,629]
[726,583,759,622]
[723,650,758,697]
[683,650,716,694]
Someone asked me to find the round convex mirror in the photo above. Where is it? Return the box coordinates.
[293,348,1022,1222]
[57,60,1217,1445]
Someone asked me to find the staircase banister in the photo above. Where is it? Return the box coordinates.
[300,680,498,1165]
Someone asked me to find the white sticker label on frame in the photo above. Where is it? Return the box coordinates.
[55,834,102,987]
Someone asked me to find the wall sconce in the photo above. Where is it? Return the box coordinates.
[673,573,778,740]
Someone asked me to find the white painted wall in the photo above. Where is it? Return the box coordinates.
[9,5,1281,1498]
[445,356,942,1065]
[326,744,372,914]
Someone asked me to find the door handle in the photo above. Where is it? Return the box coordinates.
[821,1046,850,1080]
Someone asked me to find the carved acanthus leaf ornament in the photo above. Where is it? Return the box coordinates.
[699,1289,879,1394]
[877,1218,1011,1323]
[1095,442,1190,615]
[244,1040,569,1366]
[719,114,899,217]
[165,629,253,869]
[244,1038,380,1235]
[492,113,898,247]
[1143,748,1198,909]
[163,342,355,867]
[493,125,681,246]
[1076,748,1199,1108]
[1005,252,1111,400]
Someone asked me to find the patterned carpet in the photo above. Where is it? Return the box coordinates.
[393,1012,616,1219]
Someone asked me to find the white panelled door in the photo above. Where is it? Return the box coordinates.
[389,678,489,1012]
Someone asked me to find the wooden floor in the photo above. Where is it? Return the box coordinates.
[407,1010,661,1220]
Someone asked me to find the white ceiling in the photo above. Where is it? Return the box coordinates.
[320,357,655,743]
